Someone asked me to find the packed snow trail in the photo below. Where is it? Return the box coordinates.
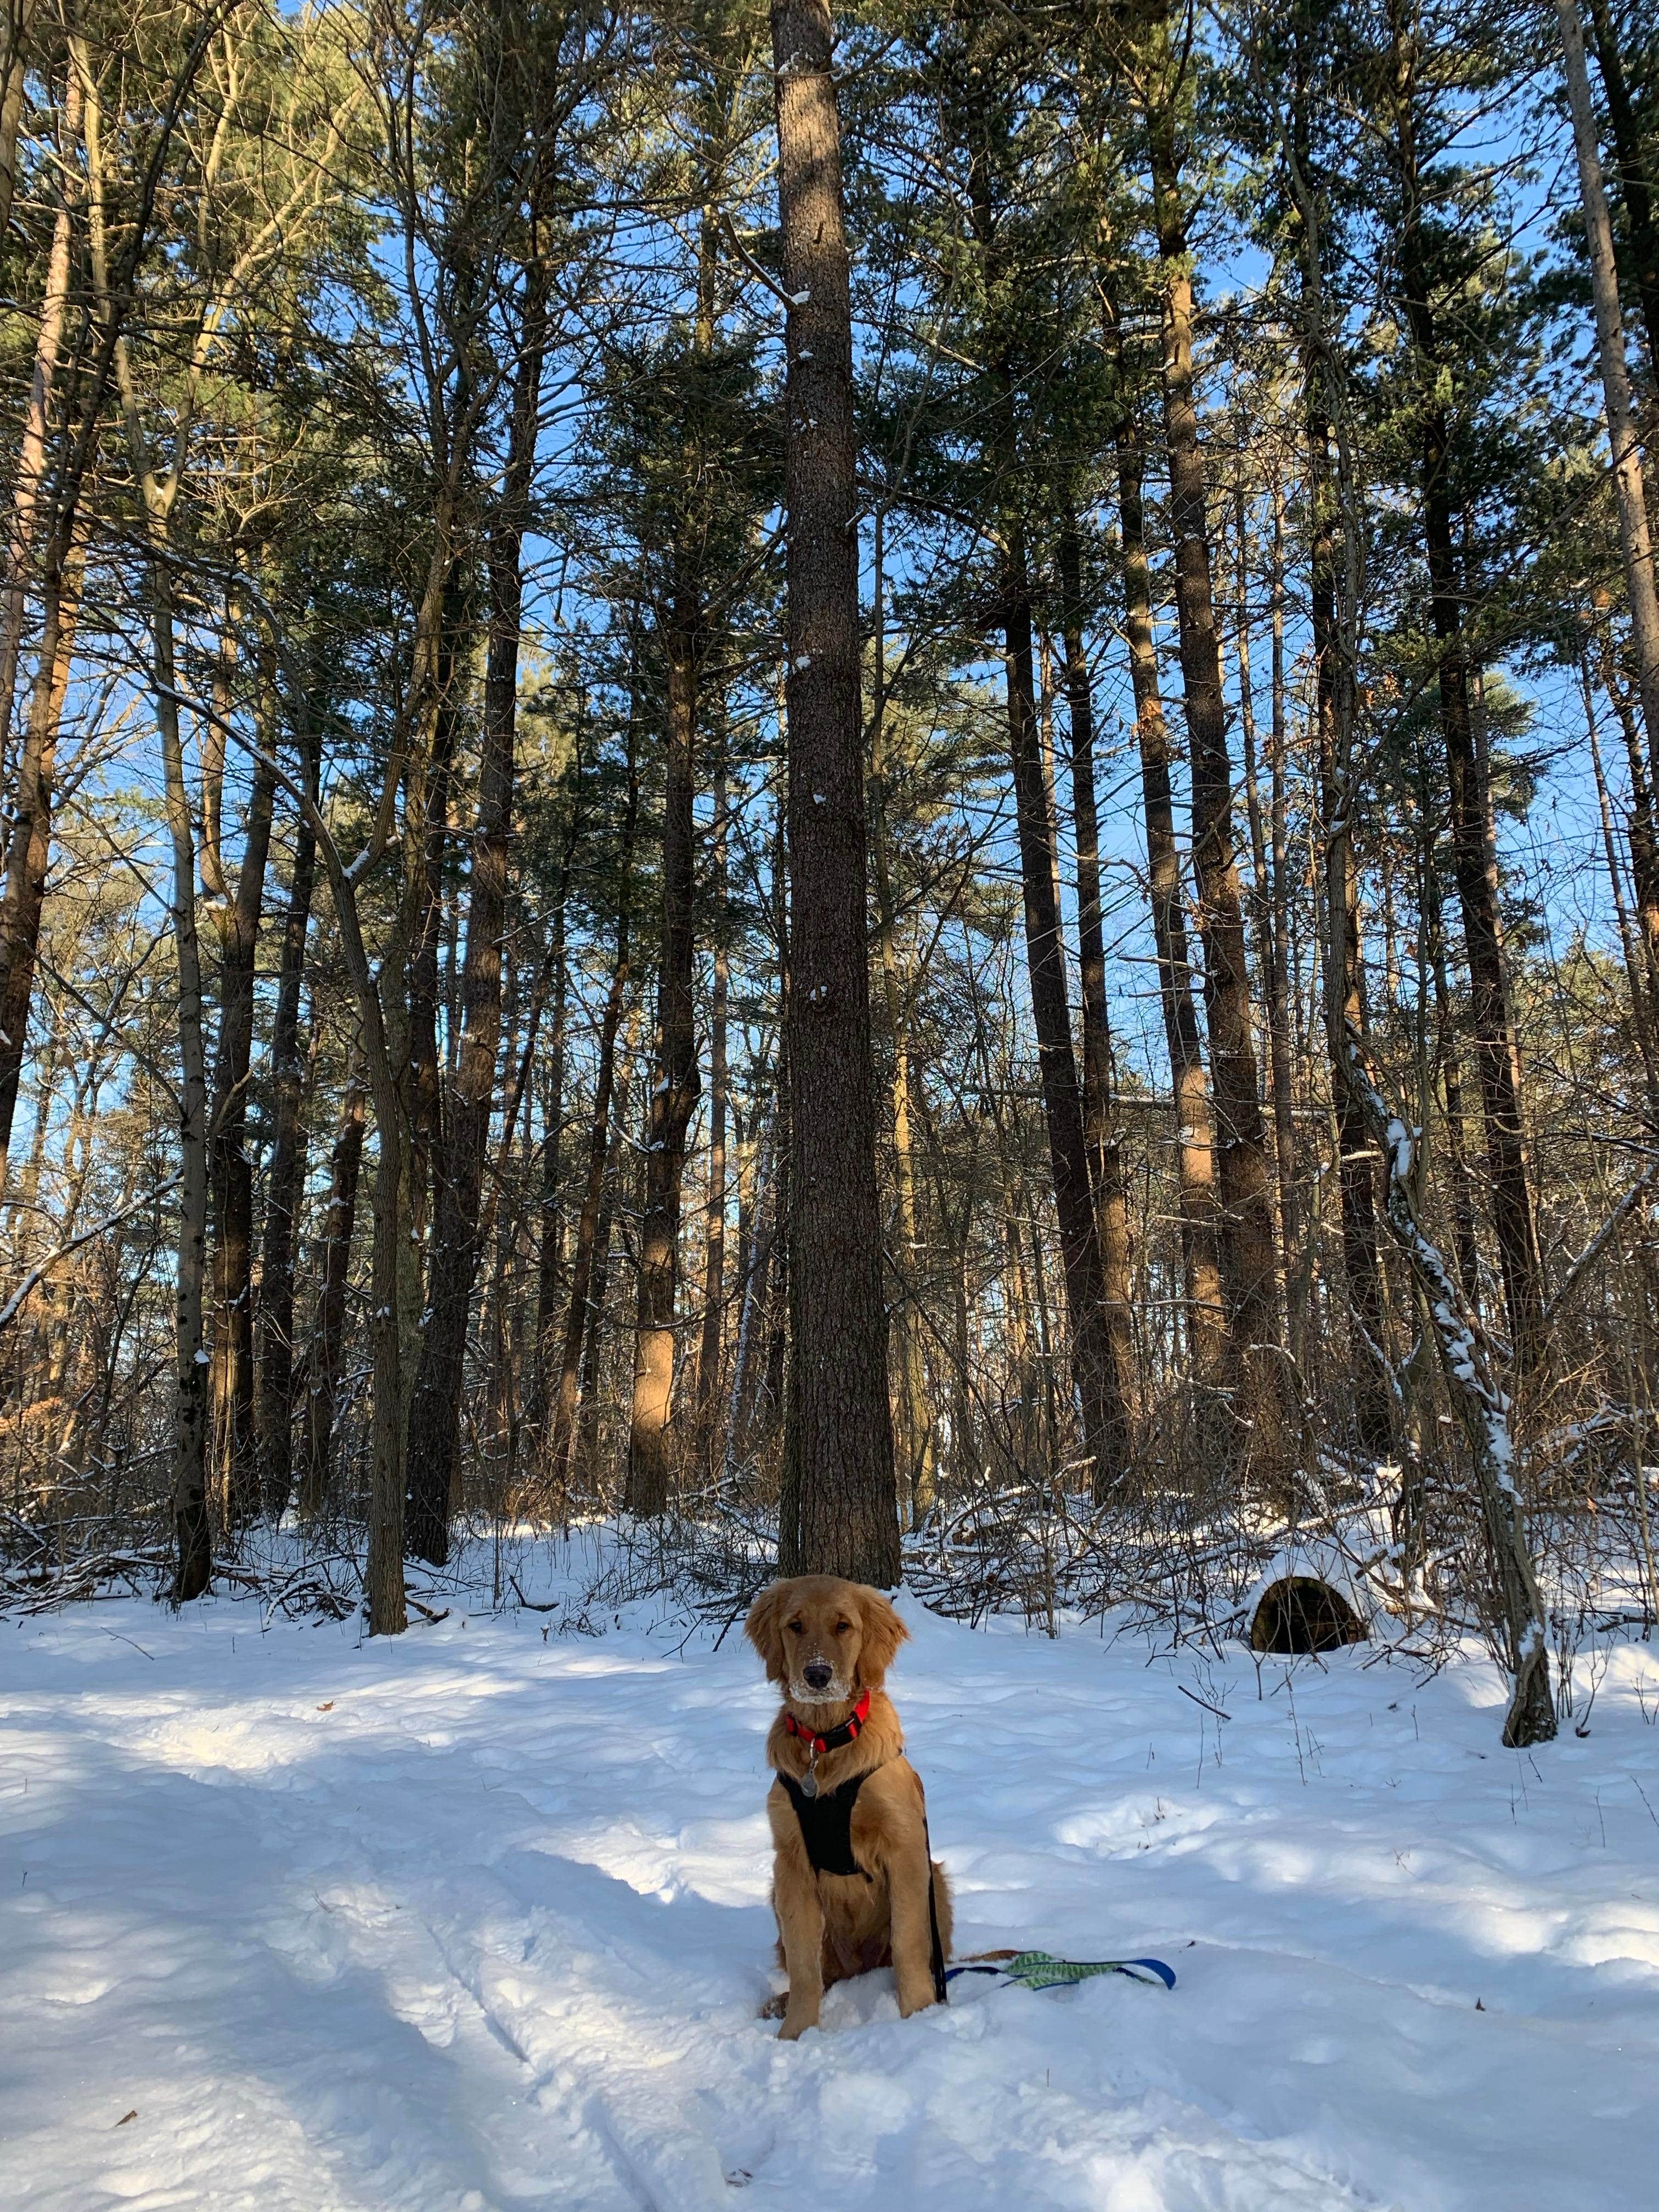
[3,1565,1657,2210]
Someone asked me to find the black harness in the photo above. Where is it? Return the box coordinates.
[778,1764,949,2005]
[781,1769,871,1880]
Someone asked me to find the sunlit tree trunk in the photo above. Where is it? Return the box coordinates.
[0,63,78,788]
[206,638,277,1526]
[257,741,318,1516]
[627,611,701,1517]
[1388,4,1546,1369]
[1583,0,1659,377]
[1110,397,1226,1376]
[1142,97,1288,1446]
[408,263,549,1561]
[551,721,637,1480]
[1059,523,1139,1448]
[771,0,898,1580]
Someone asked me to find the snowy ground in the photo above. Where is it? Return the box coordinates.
[3,1548,1657,2212]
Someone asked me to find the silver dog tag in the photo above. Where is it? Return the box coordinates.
[800,1750,819,1799]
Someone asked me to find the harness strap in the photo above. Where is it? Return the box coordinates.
[781,1769,871,1878]
[923,1812,948,2007]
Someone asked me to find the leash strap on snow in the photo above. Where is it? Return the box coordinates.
[945,1950,1176,1993]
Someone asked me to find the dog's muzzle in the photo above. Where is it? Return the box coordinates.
[794,1659,842,1702]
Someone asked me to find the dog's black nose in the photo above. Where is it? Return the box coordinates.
[803,1660,833,1691]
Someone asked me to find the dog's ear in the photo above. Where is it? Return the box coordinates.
[744,1581,792,1684]
[854,1588,908,1687]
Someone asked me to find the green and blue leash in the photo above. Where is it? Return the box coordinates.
[946,1948,1176,1993]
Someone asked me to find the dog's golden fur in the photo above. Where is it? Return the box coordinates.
[745,1575,952,2039]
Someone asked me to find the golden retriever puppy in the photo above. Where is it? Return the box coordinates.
[745,1576,952,2040]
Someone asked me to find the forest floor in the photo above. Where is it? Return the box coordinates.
[2,1537,1657,2211]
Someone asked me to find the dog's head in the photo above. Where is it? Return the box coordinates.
[743,1577,908,1706]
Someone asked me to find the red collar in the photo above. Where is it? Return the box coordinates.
[783,1688,871,1756]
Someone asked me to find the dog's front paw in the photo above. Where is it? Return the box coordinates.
[757,1989,788,2020]
[778,2000,820,2041]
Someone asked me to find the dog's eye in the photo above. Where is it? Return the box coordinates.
[833,1621,850,1635]
[787,1620,803,1634]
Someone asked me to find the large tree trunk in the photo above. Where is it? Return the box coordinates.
[1143,116,1287,1449]
[150,566,213,1602]
[550,726,638,1480]
[1310,429,1390,1453]
[574,1011,641,1491]
[771,0,898,1582]
[1286,133,1393,1453]
[407,270,549,1563]
[1059,524,1139,1451]
[1558,0,1659,776]
[999,535,1131,1497]
[1389,26,1547,1369]
[298,1058,365,1519]
[626,611,701,1517]
[0,63,78,786]
[256,746,318,1517]
[407,572,467,1244]
[1583,656,1659,1116]
[1584,0,1659,379]
[1232,491,1299,1316]
[1110,400,1227,1376]
[696,754,729,1445]
[1266,492,1306,1348]
[529,906,567,1443]
[207,652,277,1527]
[870,514,935,1523]
[0,0,35,240]
[1598,625,1659,1006]
[0,538,82,1178]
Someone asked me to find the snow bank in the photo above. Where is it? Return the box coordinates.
[3,1560,1656,2209]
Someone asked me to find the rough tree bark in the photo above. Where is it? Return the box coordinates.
[0,0,35,240]
[0,63,79,799]
[407,573,467,1244]
[1388,5,1546,1368]
[1059,523,1139,1453]
[870,510,935,1522]
[1284,115,1393,1453]
[1144,100,1288,1451]
[696,751,729,1442]
[550,718,638,1480]
[0,538,82,1178]
[407,260,549,1562]
[771,0,898,1582]
[1584,0,1659,379]
[625,608,701,1517]
[1109,392,1226,1376]
[1232,490,1299,1314]
[205,637,277,1525]
[256,733,318,1515]
[1558,0,1659,777]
